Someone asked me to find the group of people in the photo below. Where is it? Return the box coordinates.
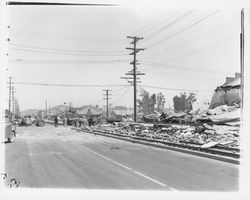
[71,116,95,127]
[54,115,96,128]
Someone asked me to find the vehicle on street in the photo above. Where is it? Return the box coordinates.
[34,119,45,127]
[5,122,16,143]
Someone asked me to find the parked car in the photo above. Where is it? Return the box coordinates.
[5,122,16,143]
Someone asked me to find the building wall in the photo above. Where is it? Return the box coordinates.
[209,87,241,109]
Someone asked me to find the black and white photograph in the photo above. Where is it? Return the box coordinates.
[0,0,249,199]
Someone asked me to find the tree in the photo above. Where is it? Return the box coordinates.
[173,92,196,112]
[156,92,166,113]
[137,90,161,115]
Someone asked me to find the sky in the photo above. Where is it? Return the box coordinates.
[1,0,245,111]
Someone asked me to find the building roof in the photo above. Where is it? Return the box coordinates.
[215,73,241,91]
[221,77,240,88]
[113,109,134,116]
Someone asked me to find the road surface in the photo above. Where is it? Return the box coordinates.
[4,125,238,190]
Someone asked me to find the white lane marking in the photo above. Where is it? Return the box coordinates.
[89,150,132,170]
[85,148,177,189]
[133,171,166,187]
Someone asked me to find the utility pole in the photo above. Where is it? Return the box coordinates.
[45,100,48,118]
[103,89,112,119]
[69,102,72,112]
[240,8,244,109]
[7,77,13,115]
[125,36,145,122]
[63,101,72,115]
[12,86,15,116]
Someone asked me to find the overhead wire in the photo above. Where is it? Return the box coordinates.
[9,47,128,57]
[131,10,174,36]
[139,85,211,92]
[10,28,127,43]
[9,31,126,44]
[8,43,127,54]
[142,10,195,43]
[140,61,229,74]
[13,82,129,87]
[112,85,131,93]
[112,87,131,106]
[145,10,220,49]
[9,58,130,64]
[157,35,233,64]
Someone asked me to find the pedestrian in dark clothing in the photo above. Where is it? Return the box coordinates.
[79,119,82,128]
[54,116,58,127]
[88,117,93,127]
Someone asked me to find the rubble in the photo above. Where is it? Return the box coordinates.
[201,141,218,149]
[87,120,240,149]
[141,104,241,126]
[78,104,241,149]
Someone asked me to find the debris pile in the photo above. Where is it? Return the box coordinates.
[78,104,241,149]
[142,104,241,126]
[89,121,240,148]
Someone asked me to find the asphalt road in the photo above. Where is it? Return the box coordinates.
[4,125,238,190]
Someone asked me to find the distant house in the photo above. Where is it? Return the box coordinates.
[77,105,102,117]
[209,73,242,109]
[109,108,134,120]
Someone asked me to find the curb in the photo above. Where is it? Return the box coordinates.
[72,128,240,165]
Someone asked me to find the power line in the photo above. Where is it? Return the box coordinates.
[13,82,129,87]
[142,10,194,43]
[9,32,126,44]
[140,23,236,60]
[9,58,130,64]
[146,10,220,49]
[8,43,127,54]
[139,85,211,92]
[112,87,130,106]
[158,35,232,64]
[10,27,125,42]
[112,85,131,93]
[131,10,174,36]
[9,47,128,57]
[140,61,229,74]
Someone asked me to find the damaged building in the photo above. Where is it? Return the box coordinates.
[209,73,242,109]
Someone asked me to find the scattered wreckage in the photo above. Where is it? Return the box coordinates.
[79,105,241,153]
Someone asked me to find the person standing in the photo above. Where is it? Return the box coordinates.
[54,116,58,127]
[63,117,67,127]
[78,117,82,128]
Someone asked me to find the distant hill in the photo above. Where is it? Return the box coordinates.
[48,105,69,115]
[21,109,40,116]
[113,106,127,110]
[21,104,129,117]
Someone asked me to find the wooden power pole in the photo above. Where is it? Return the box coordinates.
[8,77,13,114]
[125,36,145,122]
[103,89,112,119]
[12,86,15,115]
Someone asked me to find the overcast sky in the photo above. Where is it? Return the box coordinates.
[2,0,244,111]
